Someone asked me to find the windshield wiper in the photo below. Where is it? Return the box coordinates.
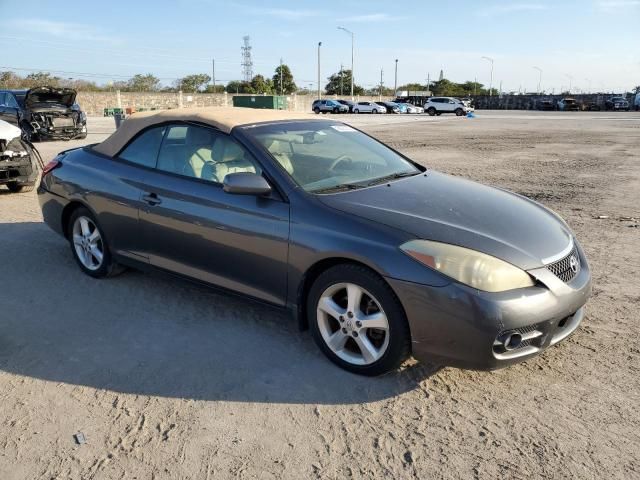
[365,171,419,186]
[311,183,365,194]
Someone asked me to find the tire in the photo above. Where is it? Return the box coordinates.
[427,107,436,116]
[68,207,124,278]
[314,107,320,114]
[354,108,359,114]
[372,109,378,114]
[308,264,411,376]
[455,108,464,116]
[333,107,338,114]
[6,182,35,193]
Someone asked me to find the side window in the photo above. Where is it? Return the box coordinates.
[0,93,6,106]
[155,124,261,184]
[118,126,167,168]
[6,94,19,108]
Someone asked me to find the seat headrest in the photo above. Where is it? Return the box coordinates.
[187,126,214,146]
[221,141,245,163]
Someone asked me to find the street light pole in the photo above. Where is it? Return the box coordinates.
[337,26,354,98]
[212,59,216,92]
[317,42,322,100]
[565,74,573,93]
[533,66,542,94]
[394,59,398,97]
[481,56,494,96]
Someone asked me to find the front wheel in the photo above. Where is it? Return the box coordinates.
[314,107,320,114]
[353,108,359,114]
[372,109,378,114]
[68,207,124,278]
[308,264,411,376]
[455,108,464,116]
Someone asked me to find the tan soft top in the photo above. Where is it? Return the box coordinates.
[93,107,317,157]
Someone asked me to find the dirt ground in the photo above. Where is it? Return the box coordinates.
[1,111,638,479]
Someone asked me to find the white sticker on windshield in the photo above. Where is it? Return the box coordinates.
[331,125,356,132]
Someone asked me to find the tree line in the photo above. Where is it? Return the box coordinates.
[1,67,499,97]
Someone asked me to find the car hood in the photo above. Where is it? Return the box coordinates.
[25,86,77,108]
[0,120,22,142]
[319,171,572,270]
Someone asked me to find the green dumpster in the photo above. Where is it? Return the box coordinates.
[232,95,287,110]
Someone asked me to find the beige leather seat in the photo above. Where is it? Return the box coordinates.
[186,127,215,178]
[265,139,294,175]
[201,138,257,183]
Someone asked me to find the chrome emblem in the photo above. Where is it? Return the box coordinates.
[569,255,578,274]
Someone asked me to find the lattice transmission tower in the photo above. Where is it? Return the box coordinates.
[241,36,254,83]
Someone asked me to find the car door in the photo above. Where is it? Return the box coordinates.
[138,123,290,306]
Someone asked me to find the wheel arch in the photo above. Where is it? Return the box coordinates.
[60,199,96,239]
[295,257,390,331]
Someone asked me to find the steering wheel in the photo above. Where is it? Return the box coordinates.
[328,155,354,173]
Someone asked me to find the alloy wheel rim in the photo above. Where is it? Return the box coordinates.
[317,282,390,366]
[72,216,104,271]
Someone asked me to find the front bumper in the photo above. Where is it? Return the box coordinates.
[33,123,87,140]
[0,157,38,185]
[387,242,591,370]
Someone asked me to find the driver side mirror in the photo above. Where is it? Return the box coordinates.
[223,172,272,196]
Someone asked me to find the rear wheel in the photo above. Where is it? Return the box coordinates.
[427,107,436,116]
[314,107,320,114]
[308,264,411,376]
[455,108,464,116]
[68,207,124,278]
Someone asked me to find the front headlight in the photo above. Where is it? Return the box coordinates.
[400,240,534,292]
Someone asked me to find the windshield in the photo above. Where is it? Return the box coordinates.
[248,121,421,193]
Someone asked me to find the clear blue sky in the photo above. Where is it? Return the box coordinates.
[1,0,638,93]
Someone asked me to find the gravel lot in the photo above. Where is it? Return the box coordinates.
[1,111,639,479]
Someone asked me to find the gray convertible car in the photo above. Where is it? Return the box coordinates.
[38,108,591,376]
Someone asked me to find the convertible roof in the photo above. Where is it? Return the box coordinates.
[93,107,316,157]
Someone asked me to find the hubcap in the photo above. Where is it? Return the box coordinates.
[317,283,390,366]
[72,216,104,271]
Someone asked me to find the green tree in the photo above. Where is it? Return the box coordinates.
[250,74,273,94]
[177,73,211,92]
[127,74,161,92]
[226,80,253,94]
[0,71,24,88]
[203,84,226,93]
[25,72,61,88]
[324,69,364,96]
[272,64,297,94]
[397,83,427,92]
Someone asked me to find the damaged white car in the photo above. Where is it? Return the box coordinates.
[0,120,42,193]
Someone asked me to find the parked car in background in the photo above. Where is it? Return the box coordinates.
[635,92,640,111]
[557,98,580,111]
[0,87,87,141]
[375,101,400,114]
[581,102,601,111]
[604,96,630,111]
[423,97,473,116]
[537,99,555,111]
[312,99,348,114]
[0,120,41,192]
[337,99,356,113]
[352,101,383,114]
[38,107,591,376]
[404,104,424,114]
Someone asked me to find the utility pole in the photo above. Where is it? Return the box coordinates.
[337,26,354,99]
[379,67,383,101]
[340,63,344,96]
[280,58,283,95]
[394,59,398,97]
[212,58,216,92]
[482,56,494,96]
[317,42,322,100]
[565,74,573,93]
[533,66,542,94]
[426,72,430,94]
[499,80,502,97]
[474,76,477,97]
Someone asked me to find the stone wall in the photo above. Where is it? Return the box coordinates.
[76,91,385,115]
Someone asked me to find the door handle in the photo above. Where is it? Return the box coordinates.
[142,192,162,206]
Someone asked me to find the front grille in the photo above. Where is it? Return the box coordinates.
[546,246,580,283]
